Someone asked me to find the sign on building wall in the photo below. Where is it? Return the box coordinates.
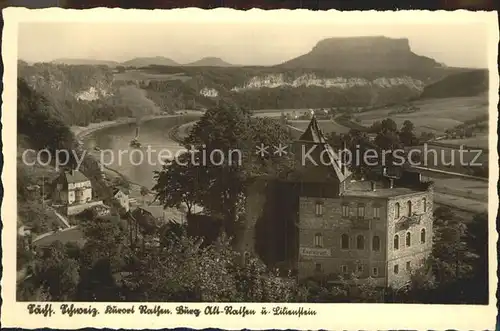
[299,247,332,257]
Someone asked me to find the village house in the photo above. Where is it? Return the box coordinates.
[240,116,434,288]
[113,188,130,213]
[51,169,104,216]
[52,169,92,205]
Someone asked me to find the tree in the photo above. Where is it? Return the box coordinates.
[380,118,398,132]
[124,234,239,301]
[113,176,130,190]
[433,206,455,226]
[155,105,293,236]
[76,214,131,301]
[152,153,206,215]
[369,120,383,133]
[31,241,80,301]
[399,120,419,146]
[463,212,488,303]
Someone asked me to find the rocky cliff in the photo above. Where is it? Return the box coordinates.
[19,61,115,100]
[278,36,443,81]
[19,35,475,114]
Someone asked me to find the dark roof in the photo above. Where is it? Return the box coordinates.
[298,116,326,143]
[343,180,420,198]
[64,170,89,184]
[296,116,350,182]
[130,207,158,234]
[113,187,130,196]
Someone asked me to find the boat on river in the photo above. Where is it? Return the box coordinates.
[130,125,142,148]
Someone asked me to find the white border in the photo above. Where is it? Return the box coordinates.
[2,7,499,330]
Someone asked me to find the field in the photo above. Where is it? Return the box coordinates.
[405,142,488,177]
[254,109,311,117]
[438,134,489,149]
[288,119,350,134]
[114,69,191,82]
[354,96,488,135]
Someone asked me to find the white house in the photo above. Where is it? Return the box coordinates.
[52,170,92,205]
[113,188,130,213]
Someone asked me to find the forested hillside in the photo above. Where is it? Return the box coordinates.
[19,36,479,120]
[18,62,147,126]
[420,69,488,99]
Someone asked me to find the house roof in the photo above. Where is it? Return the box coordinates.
[64,170,89,184]
[298,116,327,144]
[130,207,159,234]
[343,180,416,198]
[297,116,351,182]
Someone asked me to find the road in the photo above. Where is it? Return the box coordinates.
[412,165,488,182]
[285,120,488,215]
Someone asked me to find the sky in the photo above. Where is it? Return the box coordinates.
[18,21,490,68]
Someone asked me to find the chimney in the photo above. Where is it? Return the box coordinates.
[389,178,394,189]
[371,181,376,191]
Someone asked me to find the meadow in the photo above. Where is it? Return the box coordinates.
[437,134,489,149]
[114,69,191,82]
[354,95,488,135]
[287,119,350,134]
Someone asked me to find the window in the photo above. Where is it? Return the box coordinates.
[314,233,323,248]
[406,232,411,247]
[422,198,427,212]
[341,265,348,274]
[395,202,400,218]
[315,263,322,272]
[356,264,364,273]
[407,200,412,216]
[315,202,323,216]
[421,228,426,244]
[341,234,349,249]
[406,261,411,271]
[372,236,381,251]
[342,204,349,218]
[394,234,399,250]
[373,206,380,219]
[356,235,365,250]
[243,251,250,265]
[372,267,379,277]
[357,204,365,219]
[394,264,399,274]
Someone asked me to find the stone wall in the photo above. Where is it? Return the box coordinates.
[297,196,388,280]
[67,200,104,216]
[386,190,434,287]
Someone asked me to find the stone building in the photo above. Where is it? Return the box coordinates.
[241,116,433,288]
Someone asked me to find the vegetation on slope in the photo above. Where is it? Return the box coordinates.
[420,69,488,99]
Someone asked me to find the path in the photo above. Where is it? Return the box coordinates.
[412,165,488,182]
[48,206,71,229]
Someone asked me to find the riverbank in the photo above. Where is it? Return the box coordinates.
[73,114,201,192]
[71,114,187,140]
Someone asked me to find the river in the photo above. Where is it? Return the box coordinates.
[82,116,196,190]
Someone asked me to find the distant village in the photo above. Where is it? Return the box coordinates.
[18,168,173,253]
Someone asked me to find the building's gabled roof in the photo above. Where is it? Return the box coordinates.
[64,170,89,184]
[297,116,351,182]
[113,186,131,196]
[298,116,327,143]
